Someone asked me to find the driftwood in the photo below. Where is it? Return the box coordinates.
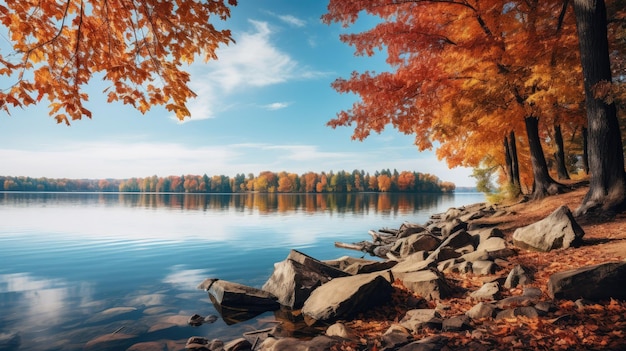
[334,241,379,256]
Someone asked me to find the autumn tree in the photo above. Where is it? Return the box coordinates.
[572,0,626,216]
[0,0,236,124]
[323,0,584,199]
[377,174,392,192]
[397,171,416,191]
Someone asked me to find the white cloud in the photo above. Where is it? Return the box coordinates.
[178,19,327,122]
[0,140,475,186]
[277,14,306,27]
[262,102,290,110]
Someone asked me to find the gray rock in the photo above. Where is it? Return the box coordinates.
[470,282,500,300]
[495,306,538,320]
[301,272,393,323]
[391,254,436,275]
[476,237,507,252]
[396,269,453,300]
[397,336,449,351]
[199,279,280,312]
[258,336,339,351]
[460,250,490,263]
[326,322,357,340]
[495,296,536,309]
[381,325,413,351]
[263,250,350,308]
[442,315,471,331]
[398,222,430,238]
[400,309,443,332]
[224,338,252,351]
[466,302,496,319]
[512,206,584,252]
[504,265,532,289]
[439,229,474,249]
[439,260,473,274]
[443,207,463,221]
[522,287,543,298]
[547,261,626,300]
[534,301,555,315]
[471,260,498,275]
[345,260,397,275]
[430,246,462,261]
[470,227,505,245]
[400,233,442,257]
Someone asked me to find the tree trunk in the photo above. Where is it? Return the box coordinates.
[504,134,514,186]
[509,130,522,191]
[525,116,563,199]
[582,127,589,175]
[554,124,571,180]
[573,0,626,216]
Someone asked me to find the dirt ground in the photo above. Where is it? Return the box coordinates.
[336,183,626,351]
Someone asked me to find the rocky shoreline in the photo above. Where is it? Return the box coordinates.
[170,196,626,351]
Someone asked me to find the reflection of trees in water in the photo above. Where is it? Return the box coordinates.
[120,192,453,214]
[1,192,456,215]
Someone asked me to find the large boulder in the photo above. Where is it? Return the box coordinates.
[547,261,626,300]
[263,251,350,309]
[301,272,393,323]
[394,269,453,300]
[512,206,584,252]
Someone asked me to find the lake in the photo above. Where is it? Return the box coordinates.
[0,191,484,350]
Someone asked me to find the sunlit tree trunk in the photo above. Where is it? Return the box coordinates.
[504,131,522,196]
[525,116,563,199]
[509,130,522,193]
[554,124,571,180]
[573,0,626,216]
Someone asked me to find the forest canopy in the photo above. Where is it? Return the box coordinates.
[0,169,456,193]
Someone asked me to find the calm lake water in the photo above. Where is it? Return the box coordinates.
[0,191,484,350]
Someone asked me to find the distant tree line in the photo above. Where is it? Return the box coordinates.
[0,169,455,193]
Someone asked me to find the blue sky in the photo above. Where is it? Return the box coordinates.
[0,1,475,187]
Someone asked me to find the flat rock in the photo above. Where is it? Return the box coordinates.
[547,261,626,300]
[442,315,471,331]
[400,309,443,332]
[199,278,280,313]
[258,335,340,351]
[397,336,449,351]
[302,272,393,323]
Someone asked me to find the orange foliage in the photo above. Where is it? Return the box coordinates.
[323,0,585,186]
[0,0,236,124]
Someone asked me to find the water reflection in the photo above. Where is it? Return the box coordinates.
[0,191,485,350]
[0,191,459,215]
